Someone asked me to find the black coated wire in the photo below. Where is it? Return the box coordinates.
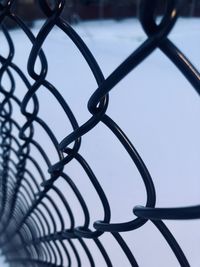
[0,0,199,266]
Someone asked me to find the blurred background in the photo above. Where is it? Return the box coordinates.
[4,0,200,28]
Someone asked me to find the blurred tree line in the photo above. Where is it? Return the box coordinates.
[3,0,200,28]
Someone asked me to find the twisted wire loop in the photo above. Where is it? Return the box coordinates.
[0,0,198,266]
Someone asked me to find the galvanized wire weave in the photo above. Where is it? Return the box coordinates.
[0,0,199,266]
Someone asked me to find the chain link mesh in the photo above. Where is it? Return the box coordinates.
[0,0,199,266]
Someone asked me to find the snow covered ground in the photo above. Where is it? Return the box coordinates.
[0,18,200,266]
[0,254,8,267]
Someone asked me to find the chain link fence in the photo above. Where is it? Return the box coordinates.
[0,0,199,266]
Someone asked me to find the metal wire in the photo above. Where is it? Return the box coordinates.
[0,0,199,266]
